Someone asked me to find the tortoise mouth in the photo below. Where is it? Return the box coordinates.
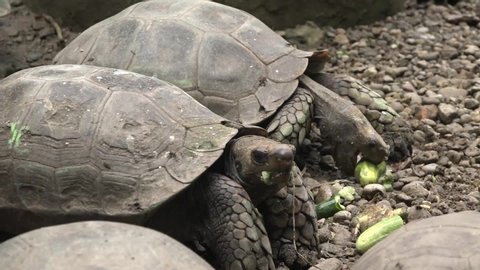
[259,170,291,186]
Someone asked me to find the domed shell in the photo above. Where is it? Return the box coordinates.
[54,0,313,125]
[0,64,238,233]
[352,211,480,270]
[0,221,214,270]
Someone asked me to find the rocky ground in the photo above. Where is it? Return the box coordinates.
[0,0,479,269]
[281,0,480,269]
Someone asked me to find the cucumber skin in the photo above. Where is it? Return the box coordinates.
[356,215,404,253]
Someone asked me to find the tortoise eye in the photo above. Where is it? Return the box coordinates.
[252,149,269,164]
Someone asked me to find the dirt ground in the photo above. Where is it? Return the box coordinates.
[0,2,77,78]
[0,0,479,269]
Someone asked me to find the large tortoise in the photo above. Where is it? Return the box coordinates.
[0,64,301,270]
[0,221,214,270]
[352,211,480,270]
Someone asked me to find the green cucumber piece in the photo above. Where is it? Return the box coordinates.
[315,195,345,218]
[355,215,404,253]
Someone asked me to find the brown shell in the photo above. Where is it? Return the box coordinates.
[0,64,237,231]
[54,0,312,125]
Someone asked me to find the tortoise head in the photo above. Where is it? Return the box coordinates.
[225,135,295,205]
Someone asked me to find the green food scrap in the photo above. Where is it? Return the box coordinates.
[315,195,345,219]
[261,171,272,185]
[338,186,356,201]
[8,123,29,149]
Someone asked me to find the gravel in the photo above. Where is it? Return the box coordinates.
[282,0,480,268]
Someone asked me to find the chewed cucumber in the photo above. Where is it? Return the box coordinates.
[356,215,404,253]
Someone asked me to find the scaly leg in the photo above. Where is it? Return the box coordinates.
[264,90,320,268]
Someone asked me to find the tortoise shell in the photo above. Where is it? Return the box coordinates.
[54,0,313,125]
[0,64,237,232]
[0,221,214,270]
[352,211,480,270]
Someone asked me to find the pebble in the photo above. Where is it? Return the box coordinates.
[407,205,432,221]
[332,210,352,225]
[401,181,430,198]
[401,81,416,92]
[421,163,444,175]
[412,150,439,164]
[395,192,414,204]
[308,258,343,270]
[438,86,468,99]
[417,50,439,60]
[362,184,387,200]
[334,33,349,45]
[464,98,479,109]
[438,103,459,124]
[464,44,479,55]
[317,224,333,243]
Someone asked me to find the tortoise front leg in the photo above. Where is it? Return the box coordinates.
[264,91,320,268]
[259,166,320,268]
[200,173,275,270]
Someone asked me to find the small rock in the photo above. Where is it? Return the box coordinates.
[421,163,444,175]
[332,225,353,245]
[392,181,405,190]
[422,96,441,105]
[333,210,352,225]
[414,104,438,120]
[416,60,429,69]
[399,176,421,183]
[26,52,42,63]
[362,184,387,200]
[334,34,349,45]
[395,192,414,204]
[402,81,416,92]
[308,258,342,270]
[412,150,439,164]
[464,98,480,109]
[407,205,432,221]
[383,75,394,83]
[441,45,459,59]
[438,103,459,124]
[446,150,462,163]
[417,50,439,60]
[438,86,468,99]
[6,28,19,37]
[390,101,404,113]
[345,204,360,216]
[38,27,55,39]
[405,92,422,105]
[317,224,332,243]
[402,181,430,198]
[385,67,408,78]
[464,44,479,55]
[364,66,378,77]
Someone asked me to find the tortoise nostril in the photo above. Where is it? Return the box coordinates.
[367,138,378,148]
[273,146,294,163]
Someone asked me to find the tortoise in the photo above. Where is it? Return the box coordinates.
[0,221,214,270]
[0,64,303,269]
[353,211,480,270]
